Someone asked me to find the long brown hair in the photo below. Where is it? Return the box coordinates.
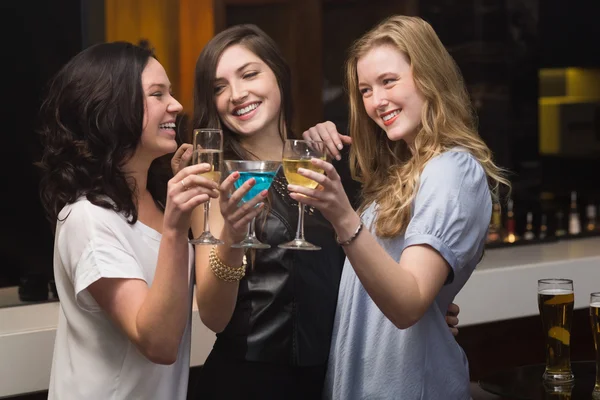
[346,16,510,237]
[193,24,294,160]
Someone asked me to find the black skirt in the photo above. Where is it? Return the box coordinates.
[191,348,327,400]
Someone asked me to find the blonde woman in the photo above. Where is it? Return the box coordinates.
[294,16,509,399]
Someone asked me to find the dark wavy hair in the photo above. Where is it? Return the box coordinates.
[193,24,295,160]
[37,41,170,228]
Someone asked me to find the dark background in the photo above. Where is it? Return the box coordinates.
[2,0,599,292]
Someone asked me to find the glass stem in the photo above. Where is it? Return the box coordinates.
[295,202,306,241]
[247,217,258,239]
[203,201,211,233]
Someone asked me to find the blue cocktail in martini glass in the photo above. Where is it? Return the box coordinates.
[224,160,281,249]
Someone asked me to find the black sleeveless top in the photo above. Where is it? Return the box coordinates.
[213,157,358,367]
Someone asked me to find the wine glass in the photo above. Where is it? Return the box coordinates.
[189,128,224,245]
[279,139,325,251]
[224,160,281,249]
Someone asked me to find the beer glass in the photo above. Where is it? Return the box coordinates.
[538,279,575,384]
[591,292,600,397]
[189,129,224,245]
[543,382,573,400]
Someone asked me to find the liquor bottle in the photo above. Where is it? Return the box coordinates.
[568,191,581,235]
[586,203,597,232]
[539,214,548,240]
[504,199,518,243]
[524,212,535,240]
[555,210,567,237]
[487,202,503,243]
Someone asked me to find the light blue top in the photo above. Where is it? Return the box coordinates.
[323,150,492,400]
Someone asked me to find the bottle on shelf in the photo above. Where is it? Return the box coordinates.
[585,203,597,232]
[504,199,518,243]
[524,212,535,240]
[539,214,548,240]
[487,202,503,243]
[555,210,567,237]
[568,191,581,235]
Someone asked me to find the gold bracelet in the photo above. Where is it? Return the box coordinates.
[209,246,246,282]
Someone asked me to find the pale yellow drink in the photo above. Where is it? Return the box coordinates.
[282,158,325,189]
[538,289,575,383]
[193,149,222,183]
[591,299,600,395]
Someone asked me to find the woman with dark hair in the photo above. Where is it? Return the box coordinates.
[190,25,337,400]
[38,41,219,400]
[189,24,460,399]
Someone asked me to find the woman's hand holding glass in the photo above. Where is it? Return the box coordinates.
[286,157,356,233]
[164,163,220,234]
[218,171,268,243]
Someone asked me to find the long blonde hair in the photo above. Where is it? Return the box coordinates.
[346,15,510,237]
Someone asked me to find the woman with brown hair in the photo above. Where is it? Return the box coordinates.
[189,23,461,399]
[38,41,219,399]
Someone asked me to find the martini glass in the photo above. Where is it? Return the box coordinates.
[224,160,281,249]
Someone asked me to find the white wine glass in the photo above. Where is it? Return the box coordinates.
[279,139,325,251]
[189,128,224,245]
[224,160,281,249]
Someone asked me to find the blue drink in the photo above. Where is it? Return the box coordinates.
[234,171,276,203]
[224,160,280,249]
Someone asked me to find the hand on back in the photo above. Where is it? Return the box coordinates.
[302,121,352,161]
[171,143,193,175]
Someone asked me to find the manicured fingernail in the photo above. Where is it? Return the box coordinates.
[336,155,341,161]
[261,190,268,197]
[337,144,343,150]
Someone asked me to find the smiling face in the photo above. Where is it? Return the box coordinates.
[137,57,183,162]
[213,44,282,139]
[357,43,425,145]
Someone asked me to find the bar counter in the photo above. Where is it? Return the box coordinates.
[1,237,599,398]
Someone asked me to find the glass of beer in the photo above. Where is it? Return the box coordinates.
[543,382,574,400]
[591,292,600,397]
[538,278,575,384]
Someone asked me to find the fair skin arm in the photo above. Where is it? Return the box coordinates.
[88,163,219,364]
[302,122,462,334]
[192,172,267,333]
[303,121,353,161]
[288,158,451,329]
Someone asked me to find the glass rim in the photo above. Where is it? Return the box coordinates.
[284,138,324,144]
[590,291,600,297]
[193,128,222,133]
[538,278,573,284]
[224,159,281,164]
